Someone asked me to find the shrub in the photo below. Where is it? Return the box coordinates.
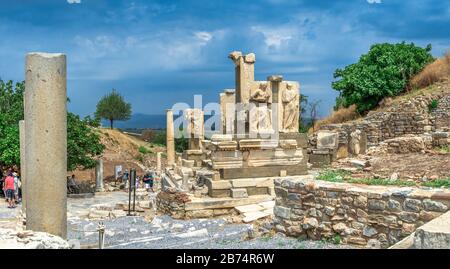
[138,146,150,155]
[332,42,434,114]
[333,234,341,245]
[422,179,450,188]
[428,99,439,112]
[410,53,450,90]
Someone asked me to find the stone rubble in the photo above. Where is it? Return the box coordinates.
[0,228,70,249]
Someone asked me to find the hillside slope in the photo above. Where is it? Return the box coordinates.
[72,128,166,183]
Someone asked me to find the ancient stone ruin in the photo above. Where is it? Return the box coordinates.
[158,51,308,219]
[308,88,450,167]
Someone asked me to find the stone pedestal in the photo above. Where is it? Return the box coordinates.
[24,52,67,238]
[166,109,175,166]
[95,159,104,192]
[19,120,26,214]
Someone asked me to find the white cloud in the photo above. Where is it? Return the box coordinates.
[71,29,227,79]
[67,0,81,4]
[251,26,293,50]
[195,31,213,43]
[367,0,382,4]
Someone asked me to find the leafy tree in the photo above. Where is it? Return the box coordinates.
[0,79,105,170]
[95,89,132,129]
[332,42,434,114]
[67,113,105,171]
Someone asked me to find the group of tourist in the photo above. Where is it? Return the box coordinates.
[0,167,22,209]
[118,169,156,192]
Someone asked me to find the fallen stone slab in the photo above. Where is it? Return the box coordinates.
[174,228,209,238]
[349,159,370,168]
[258,200,275,209]
[243,211,271,223]
[235,204,265,214]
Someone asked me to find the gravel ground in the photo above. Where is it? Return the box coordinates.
[1,192,355,249]
[68,215,354,249]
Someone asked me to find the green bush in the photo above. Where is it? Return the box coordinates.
[333,234,341,245]
[138,146,150,155]
[422,179,450,188]
[428,99,439,112]
[332,42,434,114]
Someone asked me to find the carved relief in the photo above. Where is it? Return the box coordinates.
[282,83,299,133]
[249,83,273,134]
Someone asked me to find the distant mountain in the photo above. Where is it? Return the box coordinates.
[101,114,166,129]
[103,113,313,130]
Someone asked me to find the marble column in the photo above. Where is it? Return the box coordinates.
[166,109,175,167]
[95,159,104,192]
[24,52,67,238]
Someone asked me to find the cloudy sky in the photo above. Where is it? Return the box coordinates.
[0,0,449,118]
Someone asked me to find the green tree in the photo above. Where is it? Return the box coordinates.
[0,79,105,170]
[67,113,105,171]
[332,42,434,114]
[95,89,132,129]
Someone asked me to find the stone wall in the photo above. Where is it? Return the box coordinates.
[156,189,237,219]
[435,94,450,130]
[311,91,450,150]
[273,177,450,248]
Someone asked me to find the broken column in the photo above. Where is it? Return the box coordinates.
[166,109,175,166]
[24,52,67,238]
[229,51,256,137]
[19,120,26,214]
[95,159,104,192]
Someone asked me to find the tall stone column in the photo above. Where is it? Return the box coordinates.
[25,52,67,238]
[166,109,175,166]
[156,152,162,173]
[19,120,26,214]
[95,159,104,192]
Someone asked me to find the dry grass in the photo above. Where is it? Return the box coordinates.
[410,53,450,90]
[309,104,359,133]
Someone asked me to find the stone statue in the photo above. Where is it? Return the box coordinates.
[250,83,272,134]
[349,129,362,155]
[185,109,204,150]
[282,83,299,132]
[250,83,271,103]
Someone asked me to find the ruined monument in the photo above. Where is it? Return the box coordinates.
[24,52,67,238]
[162,51,308,205]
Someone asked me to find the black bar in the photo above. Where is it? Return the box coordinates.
[131,169,136,212]
[127,170,132,216]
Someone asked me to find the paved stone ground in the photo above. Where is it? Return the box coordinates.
[0,197,22,230]
[1,192,354,249]
[66,192,354,249]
